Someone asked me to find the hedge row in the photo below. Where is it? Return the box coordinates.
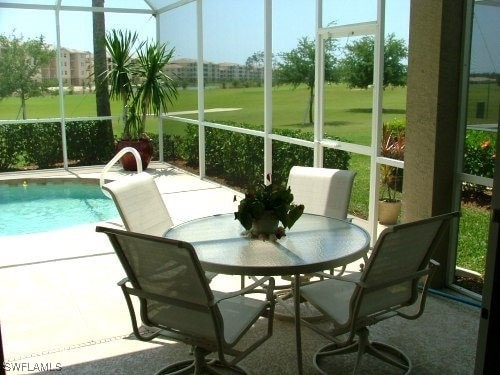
[177,122,350,189]
[2,120,495,196]
[0,120,114,170]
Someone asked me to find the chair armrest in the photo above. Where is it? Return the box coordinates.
[117,277,162,341]
[215,276,276,303]
[397,259,440,320]
[117,277,129,287]
[312,271,361,283]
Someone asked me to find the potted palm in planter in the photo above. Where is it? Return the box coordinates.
[379,123,405,225]
[105,29,178,171]
[234,174,304,239]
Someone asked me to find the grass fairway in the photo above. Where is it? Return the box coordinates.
[166,84,407,146]
[0,84,407,145]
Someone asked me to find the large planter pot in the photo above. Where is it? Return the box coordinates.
[115,138,153,171]
[378,200,402,225]
[251,211,279,236]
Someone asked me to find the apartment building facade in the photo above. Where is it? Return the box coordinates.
[165,58,264,84]
[38,50,262,88]
[39,47,92,87]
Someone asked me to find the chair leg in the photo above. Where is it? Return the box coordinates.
[366,342,411,371]
[313,327,411,375]
[155,359,194,375]
[155,347,247,375]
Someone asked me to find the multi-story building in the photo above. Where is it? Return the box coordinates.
[166,58,198,84]
[165,58,263,84]
[38,49,263,88]
[69,49,92,86]
[39,46,91,87]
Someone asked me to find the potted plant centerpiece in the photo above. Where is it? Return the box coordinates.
[378,123,405,225]
[234,174,304,239]
[105,29,178,171]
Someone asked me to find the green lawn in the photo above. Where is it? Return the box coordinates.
[0,84,491,276]
[0,84,406,145]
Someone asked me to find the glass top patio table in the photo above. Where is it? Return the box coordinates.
[164,213,370,276]
[164,213,370,374]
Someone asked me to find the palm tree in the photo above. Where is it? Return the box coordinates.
[104,29,178,170]
[92,0,114,162]
[92,0,110,117]
[134,41,178,137]
[104,29,138,139]
[105,29,178,141]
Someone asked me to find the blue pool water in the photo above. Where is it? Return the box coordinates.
[0,181,119,236]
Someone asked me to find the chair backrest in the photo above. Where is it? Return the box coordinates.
[97,226,220,341]
[102,172,173,236]
[287,166,356,220]
[354,212,459,319]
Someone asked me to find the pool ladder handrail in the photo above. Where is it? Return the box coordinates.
[100,147,143,198]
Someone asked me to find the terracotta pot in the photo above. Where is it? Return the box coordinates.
[378,200,402,225]
[115,138,153,171]
[251,211,279,236]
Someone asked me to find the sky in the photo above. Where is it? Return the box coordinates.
[0,0,410,63]
[0,0,498,73]
[470,2,500,74]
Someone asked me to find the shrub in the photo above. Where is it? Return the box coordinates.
[25,122,62,168]
[380,121,405,199]
[0,120,115,170]
[66,120,115,165]
[180,121,350,189]
[150,133,184,161]
[380,118,406,198]
[463,130,496,194]
[0,123,30,170]
[383,117,406,134]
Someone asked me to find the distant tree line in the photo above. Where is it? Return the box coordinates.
[270,33,408,123]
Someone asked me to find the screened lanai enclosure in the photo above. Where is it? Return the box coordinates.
[0,0,499,370]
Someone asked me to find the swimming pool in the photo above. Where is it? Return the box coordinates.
[0,180,119,236]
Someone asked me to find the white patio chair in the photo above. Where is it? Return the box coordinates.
[102,172,216,281]
[265,166,360,320]
[287,165,356,220]
[96,226,275,375]
[102,172,173,236]
[288,166,361,276]
[300,211,459,374]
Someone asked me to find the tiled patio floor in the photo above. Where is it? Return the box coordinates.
[0,163,481,374]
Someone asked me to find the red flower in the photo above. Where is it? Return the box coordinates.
[481,141,491,149]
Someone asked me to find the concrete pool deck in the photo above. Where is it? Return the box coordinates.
[0,163,245,368]
[0,163,480,374]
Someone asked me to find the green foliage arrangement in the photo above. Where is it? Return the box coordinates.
[379,121,405,202]
[234,174,304,238]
